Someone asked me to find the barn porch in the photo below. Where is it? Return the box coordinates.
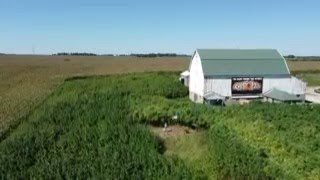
[202,88,307,105]
[179,70,189,87]
[263,88,305,103]
[203,92,226,105]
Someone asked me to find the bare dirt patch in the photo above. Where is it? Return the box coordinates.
[149,124,195,139]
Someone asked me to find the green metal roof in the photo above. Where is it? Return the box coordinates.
[263,88,304,101]
[197,49,290,77]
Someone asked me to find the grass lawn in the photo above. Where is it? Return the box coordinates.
[296,73,320,86]
[164,131,216,178]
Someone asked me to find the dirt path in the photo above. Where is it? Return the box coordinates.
[149,124,195,139]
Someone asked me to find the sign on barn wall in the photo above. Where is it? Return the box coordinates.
[231,77,263,95]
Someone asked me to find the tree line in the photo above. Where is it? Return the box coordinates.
[53,52,97,56]
[284,55,320,59]
[52,52,190,57]
[285,55,320,61]
[131,53,178,58]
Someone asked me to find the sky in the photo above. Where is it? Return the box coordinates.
[0,0,320,55]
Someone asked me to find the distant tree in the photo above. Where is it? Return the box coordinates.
[287,55,296,58]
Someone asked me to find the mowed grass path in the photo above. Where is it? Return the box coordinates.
[0,55,189,136]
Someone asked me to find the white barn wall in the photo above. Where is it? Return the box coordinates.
[203,76,306,99]
[189,51,204,103]
[291,76,307,94]
[263,77,306,94]
[204,78,231,97]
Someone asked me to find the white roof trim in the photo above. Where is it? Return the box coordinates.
[180,70,190,76]
[277,50,291,75]
[204,92,225,100]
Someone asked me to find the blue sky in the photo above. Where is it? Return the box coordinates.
[1,0,320,55]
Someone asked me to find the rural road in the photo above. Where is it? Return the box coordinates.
[306,86,320,103]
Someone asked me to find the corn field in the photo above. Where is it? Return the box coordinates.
[0,72,320,179]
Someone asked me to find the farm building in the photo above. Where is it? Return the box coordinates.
[180,49,306,104]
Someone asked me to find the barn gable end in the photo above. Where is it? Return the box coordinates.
[189,51,205,103]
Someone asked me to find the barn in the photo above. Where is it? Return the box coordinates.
[181,49,306,104]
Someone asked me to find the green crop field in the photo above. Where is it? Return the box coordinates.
[1,55,320,179]
[1,55,320,138]
[1,72,320,179]
[0,55,189,137]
